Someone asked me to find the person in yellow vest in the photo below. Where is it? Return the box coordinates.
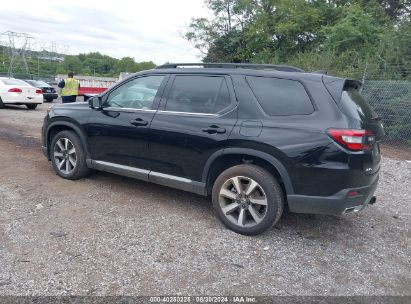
[59,72,80,103]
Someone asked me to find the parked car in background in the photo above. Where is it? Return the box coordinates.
[56,74,116,101]
[25,80,58,103]
[42,63,384,235]
[0,77,43,109]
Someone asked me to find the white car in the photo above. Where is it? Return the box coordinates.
[0,77,43,110]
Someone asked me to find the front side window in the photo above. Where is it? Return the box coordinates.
[165,75,231,114]
[106,75,164,110]
[246,76,314,116]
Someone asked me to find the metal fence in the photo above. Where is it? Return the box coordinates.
[342,63,411,150]
[361,79,411,148]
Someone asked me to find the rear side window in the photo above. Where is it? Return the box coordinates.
[340,88,378,121]
[246,76,314,115]
[165,75,231,114]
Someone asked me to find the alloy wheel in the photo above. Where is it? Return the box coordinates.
[219,176,268,227]
[53,138,77,175]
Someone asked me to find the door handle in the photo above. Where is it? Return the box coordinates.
[130,118,148,127]
[202,125,226,134]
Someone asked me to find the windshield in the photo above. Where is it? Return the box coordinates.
[25,80,36,86]
[36,81,50,87]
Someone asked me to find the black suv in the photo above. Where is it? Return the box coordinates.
[41,63,384,235]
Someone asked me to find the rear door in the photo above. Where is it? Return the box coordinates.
[148,74,238,182]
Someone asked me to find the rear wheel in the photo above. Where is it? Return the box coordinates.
[26,104,38,110]
[45,98,53,103]
[0,98,4,109]
[212,164,284,235]
[50,130,90,180]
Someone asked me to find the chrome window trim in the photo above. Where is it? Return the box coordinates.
[104,107,157,113]
[156,110,219,117]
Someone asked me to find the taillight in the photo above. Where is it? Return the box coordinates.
[327,129,375,151]
[8,88,22,93]
[36,89,43,94]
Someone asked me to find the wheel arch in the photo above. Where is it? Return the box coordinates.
[46,120,89,160]
[203,148,294,196]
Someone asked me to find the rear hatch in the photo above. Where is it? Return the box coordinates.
[340,80,385,140]
[324,78,384,174]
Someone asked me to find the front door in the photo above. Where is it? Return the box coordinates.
[149,74,238,182]
[86,74,167,170]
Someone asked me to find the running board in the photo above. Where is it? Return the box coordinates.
[87,159,207,196]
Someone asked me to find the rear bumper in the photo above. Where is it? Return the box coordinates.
[2,100,43,104]
[1,92,44,104]
[43,93,58,100]
[287,176,379,215]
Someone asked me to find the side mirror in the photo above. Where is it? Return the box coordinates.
[89,96,102,109]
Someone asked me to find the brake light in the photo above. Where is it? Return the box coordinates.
[327,129,375,151]
[8,88,22,93]
[35,89,43,94]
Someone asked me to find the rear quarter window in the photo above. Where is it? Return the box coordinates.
[246,76,314,116]
[340,88,378,121]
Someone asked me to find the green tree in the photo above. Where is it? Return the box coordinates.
[115,57,137,73]
[185,0,411,76]
[62,56,82,73]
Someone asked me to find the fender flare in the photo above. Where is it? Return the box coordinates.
[202,147,294,194]
[46,121,90,159]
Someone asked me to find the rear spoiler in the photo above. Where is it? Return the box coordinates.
[322,75,362,104]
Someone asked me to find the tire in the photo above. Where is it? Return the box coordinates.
[26,104,38,110]
[0,98,4,109]
[212,164,284,235]
[50,130,90,180]
[45,98,53,103]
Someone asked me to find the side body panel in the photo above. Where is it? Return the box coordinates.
[148,74,238,181]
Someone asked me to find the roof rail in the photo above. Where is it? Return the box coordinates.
[155,63,304,73]
[312,70,328,75]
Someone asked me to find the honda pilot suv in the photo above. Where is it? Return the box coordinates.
[41,63,384,235]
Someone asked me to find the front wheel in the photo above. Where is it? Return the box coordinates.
[50,130,90,180]
[26,104,38,110]
[212,164,284,235]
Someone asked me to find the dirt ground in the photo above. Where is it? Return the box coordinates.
[0,101,410,296]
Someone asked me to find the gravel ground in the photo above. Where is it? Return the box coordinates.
[0,102,410,296]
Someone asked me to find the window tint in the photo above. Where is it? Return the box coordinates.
[25,80,37,86]
[165,76,231,114]
[340,88,378,121]
[246,76,314,115]
[36,81,50,87]
[106,76,164,110]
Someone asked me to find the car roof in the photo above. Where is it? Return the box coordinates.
[137,67,326,82]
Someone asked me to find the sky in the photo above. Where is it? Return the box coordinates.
[0,0,210,65]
